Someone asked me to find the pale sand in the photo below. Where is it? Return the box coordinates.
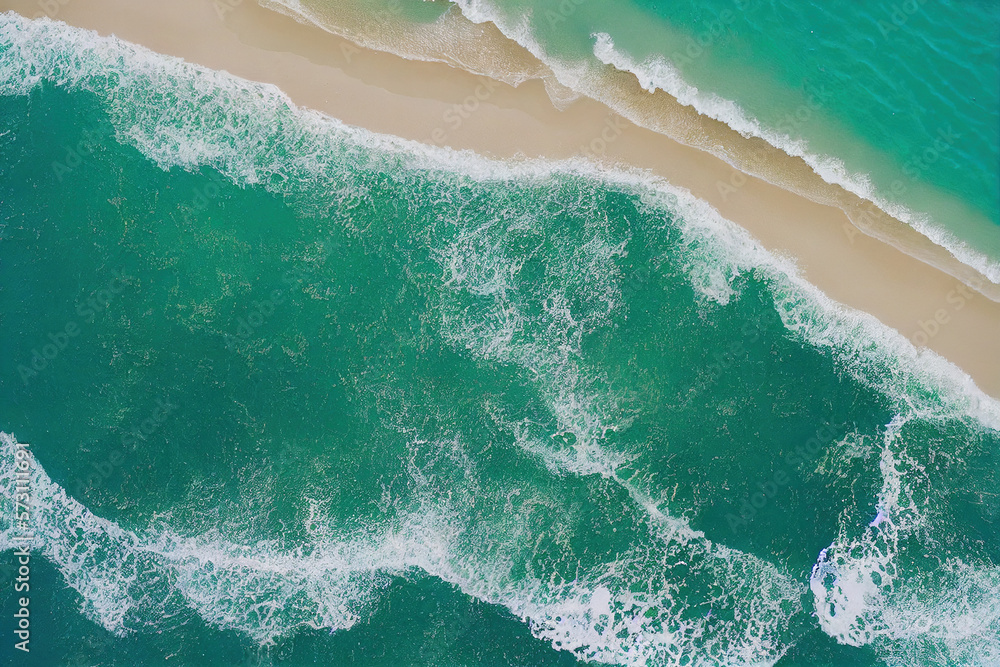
[4,0,999,397]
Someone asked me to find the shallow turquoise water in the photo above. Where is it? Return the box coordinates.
[1,12,999,667]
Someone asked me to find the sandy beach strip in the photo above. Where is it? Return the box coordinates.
[3,0,999,398]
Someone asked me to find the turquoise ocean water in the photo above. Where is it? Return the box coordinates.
[1,7,999,667]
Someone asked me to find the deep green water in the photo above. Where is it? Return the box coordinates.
[1,12,1000,667]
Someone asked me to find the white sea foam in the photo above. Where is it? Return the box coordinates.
[0,431,802,665]
[809,419,1000,664]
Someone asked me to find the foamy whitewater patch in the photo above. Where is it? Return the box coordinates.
[446,1,1000,289]
[809,418,1000,664]
[0,432,393,641]
[430,184,633,472]
[3,13,1000,663]
[0,431,803,665]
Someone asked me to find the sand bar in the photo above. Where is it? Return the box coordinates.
[3,0,999,397]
